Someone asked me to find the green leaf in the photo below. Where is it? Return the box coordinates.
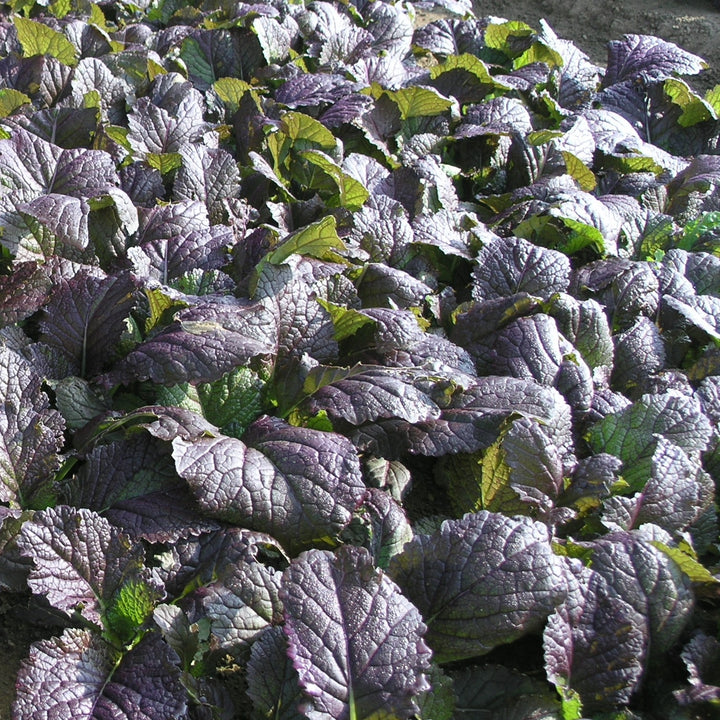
[48,376,108,431]
[639,215,678,260]
[49,0,72,18]
[13,16,78,66]
[298,150,369,211]
[267,110,337,177]
[180,37,215,87]
[680,211,720,251]
[266,215,346,265]
[559,687,584,720]
[387,86,453,120]
[280,110,337,149]
[516,41,564,68]
[485,20,563,68]
[9,0,36,16]
[602,153,665,176]
[89,3,109,32]
[651,542,720,585]
[302,363,366,396]
[562,151,596,192]
[106,580,159,644]
[197,366,266,437]
[416,664,455,720]
[443,445,526,516]
[526,129,564,145]
[558,217,605,254]
[664,77,717,127]
[429,53,497,85]
[144,287,189,333]
[0,89,31,118]
[104,125,132,153]
[316,298,375,342]
[515,214,605,255]
[484,20,535,55]
[704,84,720,114]
[156,382,204,414]
[212,77,255,114]
[146,152,183,174]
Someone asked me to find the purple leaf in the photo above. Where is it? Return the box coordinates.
[200,554,283,653]
[544,562,646,712]
[64,435,219,543]
[275,72,357,109]
[246,626,305,720]
[16,506,159,626]
[0,260,52,328]
[173,144,241,223]
[603,34,707,87]
[0,345,65,507]
[254,258,339,368]
[471,235,571,302]
[675,633,720,706]
[19,193,90,250]
[106,300,275,386]
[127,97,204,156]
[397,375,574,465]
[281,545,432,719]
[39,269,139,378]
[172,416,366,550]
[590,531,695,656]
[303,364,442,426]
[389,512,568,662]
[156,527,287,599]
[13,629,186,720]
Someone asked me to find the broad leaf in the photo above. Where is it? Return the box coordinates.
[0,261,52,328]
[603,34,707,87]
[472,234,571,302]
[172,416,366,550]
[389,512,568,662]
[602,437,714,535]
[301,364,442,426]
[246,626,305,720]
[200,553,282,654]
[106,300,275,387]
[16,506,161,627]
[63,435,219,543]
[451,664,562,720]
[396,375,574,465]
[39,269,138,378]
[587,391,713,466]
[674,633,720,706]
[14,16,78,66]
[0,345,65,508]
[173,143,241,223]
[544,562,646,713]
[281,545,432,719]
[14,629,186,720]
[589,531,694,657]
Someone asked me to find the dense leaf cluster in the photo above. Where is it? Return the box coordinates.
[0,0,719,717]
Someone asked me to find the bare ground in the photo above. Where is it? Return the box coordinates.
[472,0,720,92]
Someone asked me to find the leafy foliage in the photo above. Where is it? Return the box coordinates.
[0,0,718,718]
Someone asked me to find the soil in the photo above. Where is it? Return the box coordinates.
[471,0,720,92]
[2,2,720,719]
